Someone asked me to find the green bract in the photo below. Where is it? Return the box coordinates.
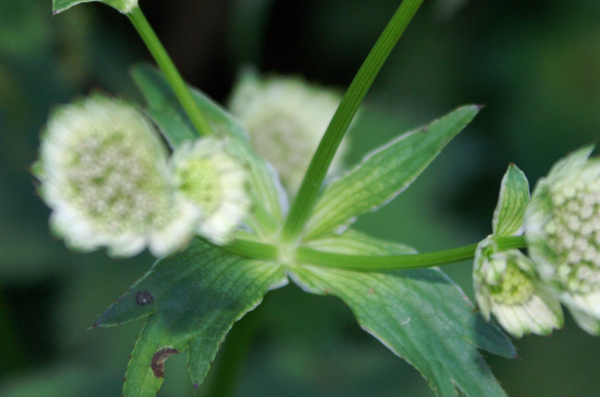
[53,0,137,14]
[304,105,480,240]
[525,146,600,335]
[474,165,563,338]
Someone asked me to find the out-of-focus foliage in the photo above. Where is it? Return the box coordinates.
[1,0,600,396]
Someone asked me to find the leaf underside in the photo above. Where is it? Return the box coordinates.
[304,105,480,240]
[291,230,515,397]
[95,239,287,396]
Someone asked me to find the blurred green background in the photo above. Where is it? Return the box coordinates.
[1,0,600,396]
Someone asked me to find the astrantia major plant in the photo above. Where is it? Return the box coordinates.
[37,0,600,396]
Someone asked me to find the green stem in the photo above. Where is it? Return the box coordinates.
[222,235,527,272]
[295,236,526,271]
[222,238,279,261]
[280,0,425,246]
[128,6,212,136]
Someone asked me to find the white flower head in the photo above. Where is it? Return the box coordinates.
[525,146,600,334]
[34,95,199,257]
[474,239,563,338]
[171,137,250,244]
[228,70,352,194]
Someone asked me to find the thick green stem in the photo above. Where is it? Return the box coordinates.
[280,0,425,246]
[223,235,527,272]
[128,6,212,136]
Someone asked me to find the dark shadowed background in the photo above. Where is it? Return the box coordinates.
[1,0,600,396]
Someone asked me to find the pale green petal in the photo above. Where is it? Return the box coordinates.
[545,145,594,184]
[564,302,600,335]
[561,291,600,335]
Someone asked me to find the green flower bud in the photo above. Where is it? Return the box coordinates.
[34,95,199,257]
[228,70,352,194]
[474,239,563,338]
[525,146,600,334]
[171,137,250,244]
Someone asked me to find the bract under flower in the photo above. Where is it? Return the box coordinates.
[473,164,562,337]
[171,137,250,244]
[525,146,600,334]
[228,71,351,194]
[34,95,199,257]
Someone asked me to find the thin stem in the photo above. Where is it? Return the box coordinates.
[280,0,425,246]
[222,235,527,272]
[128,6,212,136]
[295,236,526,271]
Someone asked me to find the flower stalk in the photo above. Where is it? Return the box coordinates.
[222,235,527,271]
[128,6,212,137]
[280,0,426,246]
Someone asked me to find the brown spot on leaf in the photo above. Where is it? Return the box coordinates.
[368,288,374,293]
[136,291,154,305]
[151,348,179,378]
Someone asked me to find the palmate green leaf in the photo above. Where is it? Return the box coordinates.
[290,230,515,397]
[492,164,530,237]
[53,0,136,15]
[304,105,480,241]
[95,239,286,396]
[131,64,286,237]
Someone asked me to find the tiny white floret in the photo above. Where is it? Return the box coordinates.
[525,146,600,335]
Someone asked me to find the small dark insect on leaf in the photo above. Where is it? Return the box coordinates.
[136,291,155,305]
[151,348,179,378]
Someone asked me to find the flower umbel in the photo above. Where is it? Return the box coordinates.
[34,95,199,257]
[525,146,600,334]
[171,137,250,244]
[474,240,563,338]
[228,70,351,194]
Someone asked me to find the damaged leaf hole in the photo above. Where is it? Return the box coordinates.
[136,291,154,305]
[151,348,179,378]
